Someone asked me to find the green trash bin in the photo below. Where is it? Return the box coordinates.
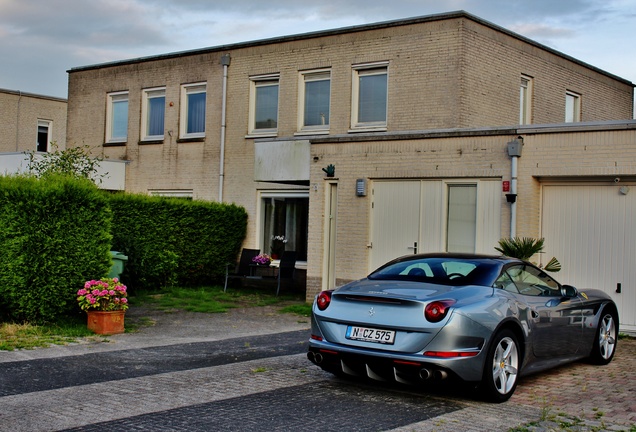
[108,251,128,279]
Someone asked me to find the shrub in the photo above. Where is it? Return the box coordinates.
[0,175,112,323]
[108,193,247,290]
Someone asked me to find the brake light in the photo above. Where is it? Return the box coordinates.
[316,290,333,311]
[424,300,456,322]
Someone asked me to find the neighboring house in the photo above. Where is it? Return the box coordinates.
[0,87,126,190]
[65,11,635,330]
[0,88,67,155]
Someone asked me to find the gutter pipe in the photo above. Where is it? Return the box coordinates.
[218,54,231,202]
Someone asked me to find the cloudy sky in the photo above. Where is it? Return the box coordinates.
[1,0,635,99]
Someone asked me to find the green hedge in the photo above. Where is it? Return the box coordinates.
[108,193,247,290]
[0,175,112,323]
[0,175,247,322]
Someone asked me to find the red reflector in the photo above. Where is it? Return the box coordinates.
[424,351,479,358]
[319,349,338,355]
[393,360,422,366]
[310,334,323,341]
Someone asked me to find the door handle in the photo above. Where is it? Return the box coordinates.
[406,242,418,254]
[531,310,539,319]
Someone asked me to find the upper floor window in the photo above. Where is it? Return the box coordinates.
[106,91,128,143]
[565,91,581,123]
[351,63,388,130]
[249,74,279,135]
[180,83,206,138]
[519,75,533,125]
[36,119,52,152]
[142,87,166,140]
[299,70,330,132]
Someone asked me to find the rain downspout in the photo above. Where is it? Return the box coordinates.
[16,91,22,151]
[218,54,231,202]
[506,137,523,237]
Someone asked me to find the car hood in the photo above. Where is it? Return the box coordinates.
[335,278,474,301]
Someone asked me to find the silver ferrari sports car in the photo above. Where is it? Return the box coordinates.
[307,253,619,402]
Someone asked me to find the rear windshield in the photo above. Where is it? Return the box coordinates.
[368,257,500,286]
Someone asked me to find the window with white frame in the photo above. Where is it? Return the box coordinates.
[351,63,388,129]
[260,192,309,261]
[149,189,193,200]
[299,70,330,131]
[519,75,533,125]
[249,75,279,135]
[106,91,128,143]
[36,119,51,152]
[565,91,581,123]
[446,184,477,253]
[180,83,206,138]
[142,87,166,140]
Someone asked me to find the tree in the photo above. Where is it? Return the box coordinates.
[25,143,106,184]
[495,237,561,272]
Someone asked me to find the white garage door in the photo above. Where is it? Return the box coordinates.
[370,179,501,271]
[542,184,635,331]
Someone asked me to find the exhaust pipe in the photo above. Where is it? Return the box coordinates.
[307,351,324,364]
[434,370,448,380]
[419,368,431,380]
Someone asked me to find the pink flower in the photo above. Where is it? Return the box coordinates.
[89,297,96,304]
[92,289,100,296]
[77,289,87,296]
[113,278,119,283]
[109,290,116,296]
[100,289,109,296]
[114,298,120,303]
[120,298,128,304]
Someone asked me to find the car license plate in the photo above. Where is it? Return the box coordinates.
[346,326,395,344]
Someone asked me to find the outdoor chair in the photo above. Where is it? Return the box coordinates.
[276,250,297,296]
[224,248,260,292]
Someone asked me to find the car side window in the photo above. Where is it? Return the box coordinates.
[494,271,519,293]
[500,264,560,296]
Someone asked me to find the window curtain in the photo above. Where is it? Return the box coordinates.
[358,73,387,123]
[187,92,206,133]
[147,96,165,136]
[304,79,330,126]
[112,100,128,139]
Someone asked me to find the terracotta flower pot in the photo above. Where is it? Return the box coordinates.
[86,310,125,335]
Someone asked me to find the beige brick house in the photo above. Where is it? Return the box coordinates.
[65,11,635,330]
[0,88,67,173]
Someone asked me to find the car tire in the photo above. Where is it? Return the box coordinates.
[589,309,618,365]
[480,329,520,403]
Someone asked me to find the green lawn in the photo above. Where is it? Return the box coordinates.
[0,285,311,351]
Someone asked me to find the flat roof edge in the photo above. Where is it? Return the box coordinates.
[65,10,633,86]
[309,120,636,144]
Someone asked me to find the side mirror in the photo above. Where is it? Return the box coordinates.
[561,284,578,298]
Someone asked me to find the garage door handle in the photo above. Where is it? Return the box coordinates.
[616,283,621,293]
[407,242,418,254]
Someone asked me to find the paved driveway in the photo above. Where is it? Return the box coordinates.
[0,305,633,431]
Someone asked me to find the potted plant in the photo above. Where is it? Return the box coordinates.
[77,277,129,334]
[270,235,288,259]
[252,253,273,266]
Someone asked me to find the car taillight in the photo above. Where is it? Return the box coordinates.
[316,290,333,311]
[424,300,456,322]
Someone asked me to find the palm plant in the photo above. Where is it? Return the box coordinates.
[495,237,561,272]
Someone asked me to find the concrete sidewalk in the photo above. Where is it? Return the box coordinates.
[0,304,311,363]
